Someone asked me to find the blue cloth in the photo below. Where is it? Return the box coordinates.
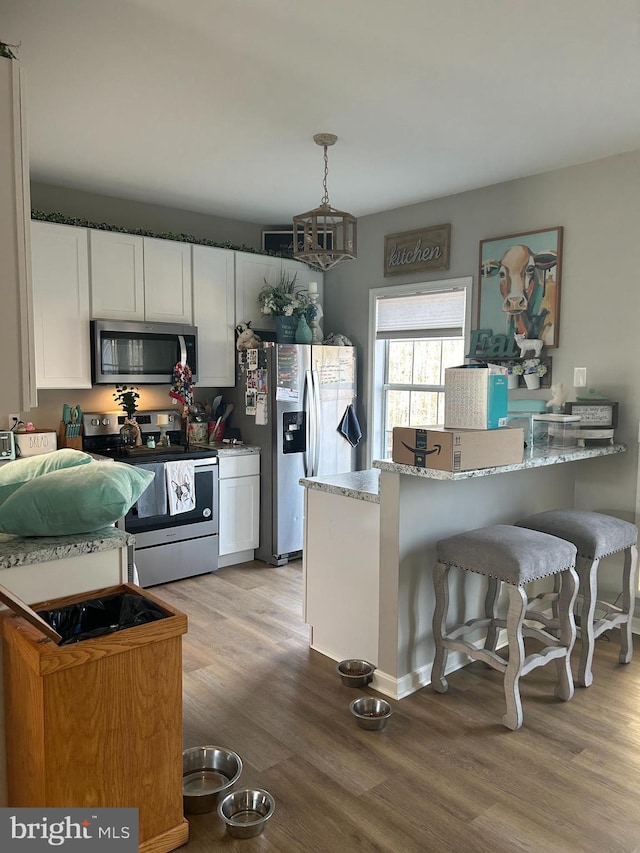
[338,404,362,448]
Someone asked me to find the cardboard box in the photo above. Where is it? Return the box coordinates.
[444,365,508,430]
[14,430,57,458]
[392,426,524,472]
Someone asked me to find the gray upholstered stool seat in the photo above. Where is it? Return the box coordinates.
[515,509,638,687]
[432,524,578,730]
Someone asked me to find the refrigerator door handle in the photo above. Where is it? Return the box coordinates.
[303,369,314,478]
[311,369,322,476]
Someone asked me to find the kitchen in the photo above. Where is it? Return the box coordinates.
[2,2,640,851]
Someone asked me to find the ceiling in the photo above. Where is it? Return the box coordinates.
[4,0,640,225]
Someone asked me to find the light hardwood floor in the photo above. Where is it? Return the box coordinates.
[155,561,640,853]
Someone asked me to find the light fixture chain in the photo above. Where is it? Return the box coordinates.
[321,145,330,205]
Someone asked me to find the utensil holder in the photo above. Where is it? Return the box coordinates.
[58,421,83,450]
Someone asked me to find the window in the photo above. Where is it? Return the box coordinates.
[369,277,471,461]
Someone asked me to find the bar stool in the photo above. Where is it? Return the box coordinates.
[432,524,578,730]
[515,509,638,687]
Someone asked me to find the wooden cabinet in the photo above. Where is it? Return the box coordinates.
[89,232,192,323]
[218,453,260,563]
[2,583,188,852]
[235,252,323,332]
[192,245,236,387]
[0,57,36,413]
[89,229,145,320]
[31,221,92,389]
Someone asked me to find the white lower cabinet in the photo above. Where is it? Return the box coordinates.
[218,453,260,564]
[31,221,92,389]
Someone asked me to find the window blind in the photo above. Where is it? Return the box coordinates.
[376,288,465,340]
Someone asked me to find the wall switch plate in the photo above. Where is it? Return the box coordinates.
[573,367,587,387]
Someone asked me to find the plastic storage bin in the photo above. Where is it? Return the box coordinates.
[1,582,189,853]
[532,414,581,449]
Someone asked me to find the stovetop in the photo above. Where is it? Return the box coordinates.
[82,409,217,463]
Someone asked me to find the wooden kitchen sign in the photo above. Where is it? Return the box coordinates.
[384,223,451,277]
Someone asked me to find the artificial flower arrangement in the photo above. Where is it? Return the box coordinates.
[113,384,140,417]
[507,361,524,377]
[523,358,548,378]
[257,272,310,318]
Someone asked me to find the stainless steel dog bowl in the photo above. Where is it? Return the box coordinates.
[182,746,243,814]
[350,696,393,731]
[336,659,375,687]
[217,788,276,838]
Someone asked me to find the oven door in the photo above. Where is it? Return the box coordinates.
[123,459,218,548]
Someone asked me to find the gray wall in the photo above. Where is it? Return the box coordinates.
[324,149,640,526]
[31,181,263,249]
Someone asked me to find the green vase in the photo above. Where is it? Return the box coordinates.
[295,315,313,345]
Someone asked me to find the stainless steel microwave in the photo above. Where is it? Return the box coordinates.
[91,320,198,385]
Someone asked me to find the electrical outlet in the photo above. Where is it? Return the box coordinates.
[573,367,587,387]
[7,413,21,429]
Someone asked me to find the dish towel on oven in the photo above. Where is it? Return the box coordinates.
[136,463,167,518]
[165,459,196,515]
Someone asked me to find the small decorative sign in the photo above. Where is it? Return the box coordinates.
[384,224,451,277]
[565,401,618,428]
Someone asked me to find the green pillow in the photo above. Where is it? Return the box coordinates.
[0,448,95,506]
[0,462,154,536]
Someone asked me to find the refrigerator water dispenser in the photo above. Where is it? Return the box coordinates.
[283,411,306,454]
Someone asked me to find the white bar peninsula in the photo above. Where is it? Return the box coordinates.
[301,444,627,700]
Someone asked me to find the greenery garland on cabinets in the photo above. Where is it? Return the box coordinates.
[31,209,293,260]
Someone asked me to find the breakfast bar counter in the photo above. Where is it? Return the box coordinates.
[301,444,628,701]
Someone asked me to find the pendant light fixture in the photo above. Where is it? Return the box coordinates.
[293,133,357,271]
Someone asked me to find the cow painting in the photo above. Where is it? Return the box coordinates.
[478,227,562,349]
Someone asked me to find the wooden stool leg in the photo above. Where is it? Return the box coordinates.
[619,544,638,665]
[576,557,598,688]
[484,576,500,653]
[432,562,450,694]
[555,566,578,701]
[502,584,527,731]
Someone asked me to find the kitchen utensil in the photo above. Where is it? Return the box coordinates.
[221,403,234,422]
[182,746,243,815]
[212,395,223,419]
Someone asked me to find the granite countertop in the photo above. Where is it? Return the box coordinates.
[189,443,261,457]
[373,443,627,480]
[299,469,381,504]
[0,527,134,570]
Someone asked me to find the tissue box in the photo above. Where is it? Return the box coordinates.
[444,365,508,430]
[392,426,524,471]
[14,430,58,457]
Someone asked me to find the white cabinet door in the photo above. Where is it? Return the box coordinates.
[31,221,92,389]
[218,454,260,557]
[89,230,144,320]
[192,245,235,387]
[234,252,282,331]
[1,57,36,413]
[143,237,192,323]
[219,474,260,555]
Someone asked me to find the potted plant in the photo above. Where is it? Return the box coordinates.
[257,273,310,342]
[113,385,141,446]
[523,359,547,390]
[506,361,524,390]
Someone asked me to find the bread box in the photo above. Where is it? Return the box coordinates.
[14,429,57,457]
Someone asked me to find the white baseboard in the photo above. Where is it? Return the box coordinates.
[217,549,255,568]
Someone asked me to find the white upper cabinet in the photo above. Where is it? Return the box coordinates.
[143,237,192,324]
[235,252,323,332]
[192,245,236,387]
[0,57,36,412]
[31,221,92,389]
[89,230,144,320]
[89,232,192,324]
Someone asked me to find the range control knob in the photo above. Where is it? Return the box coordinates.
[202,508,212,519]
[101,418,110,426]
[91,418,100,426]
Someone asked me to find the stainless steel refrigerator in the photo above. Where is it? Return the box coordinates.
[230,344,357,564]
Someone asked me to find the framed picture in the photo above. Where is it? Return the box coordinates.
[262,230,333,256]
[565,401,618,428]
[478,226,563,349]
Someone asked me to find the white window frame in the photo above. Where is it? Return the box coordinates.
[366,276,473,466]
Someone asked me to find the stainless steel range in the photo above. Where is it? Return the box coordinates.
[83,410,219,587]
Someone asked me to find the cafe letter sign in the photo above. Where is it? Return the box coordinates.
[384,223,451,277]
